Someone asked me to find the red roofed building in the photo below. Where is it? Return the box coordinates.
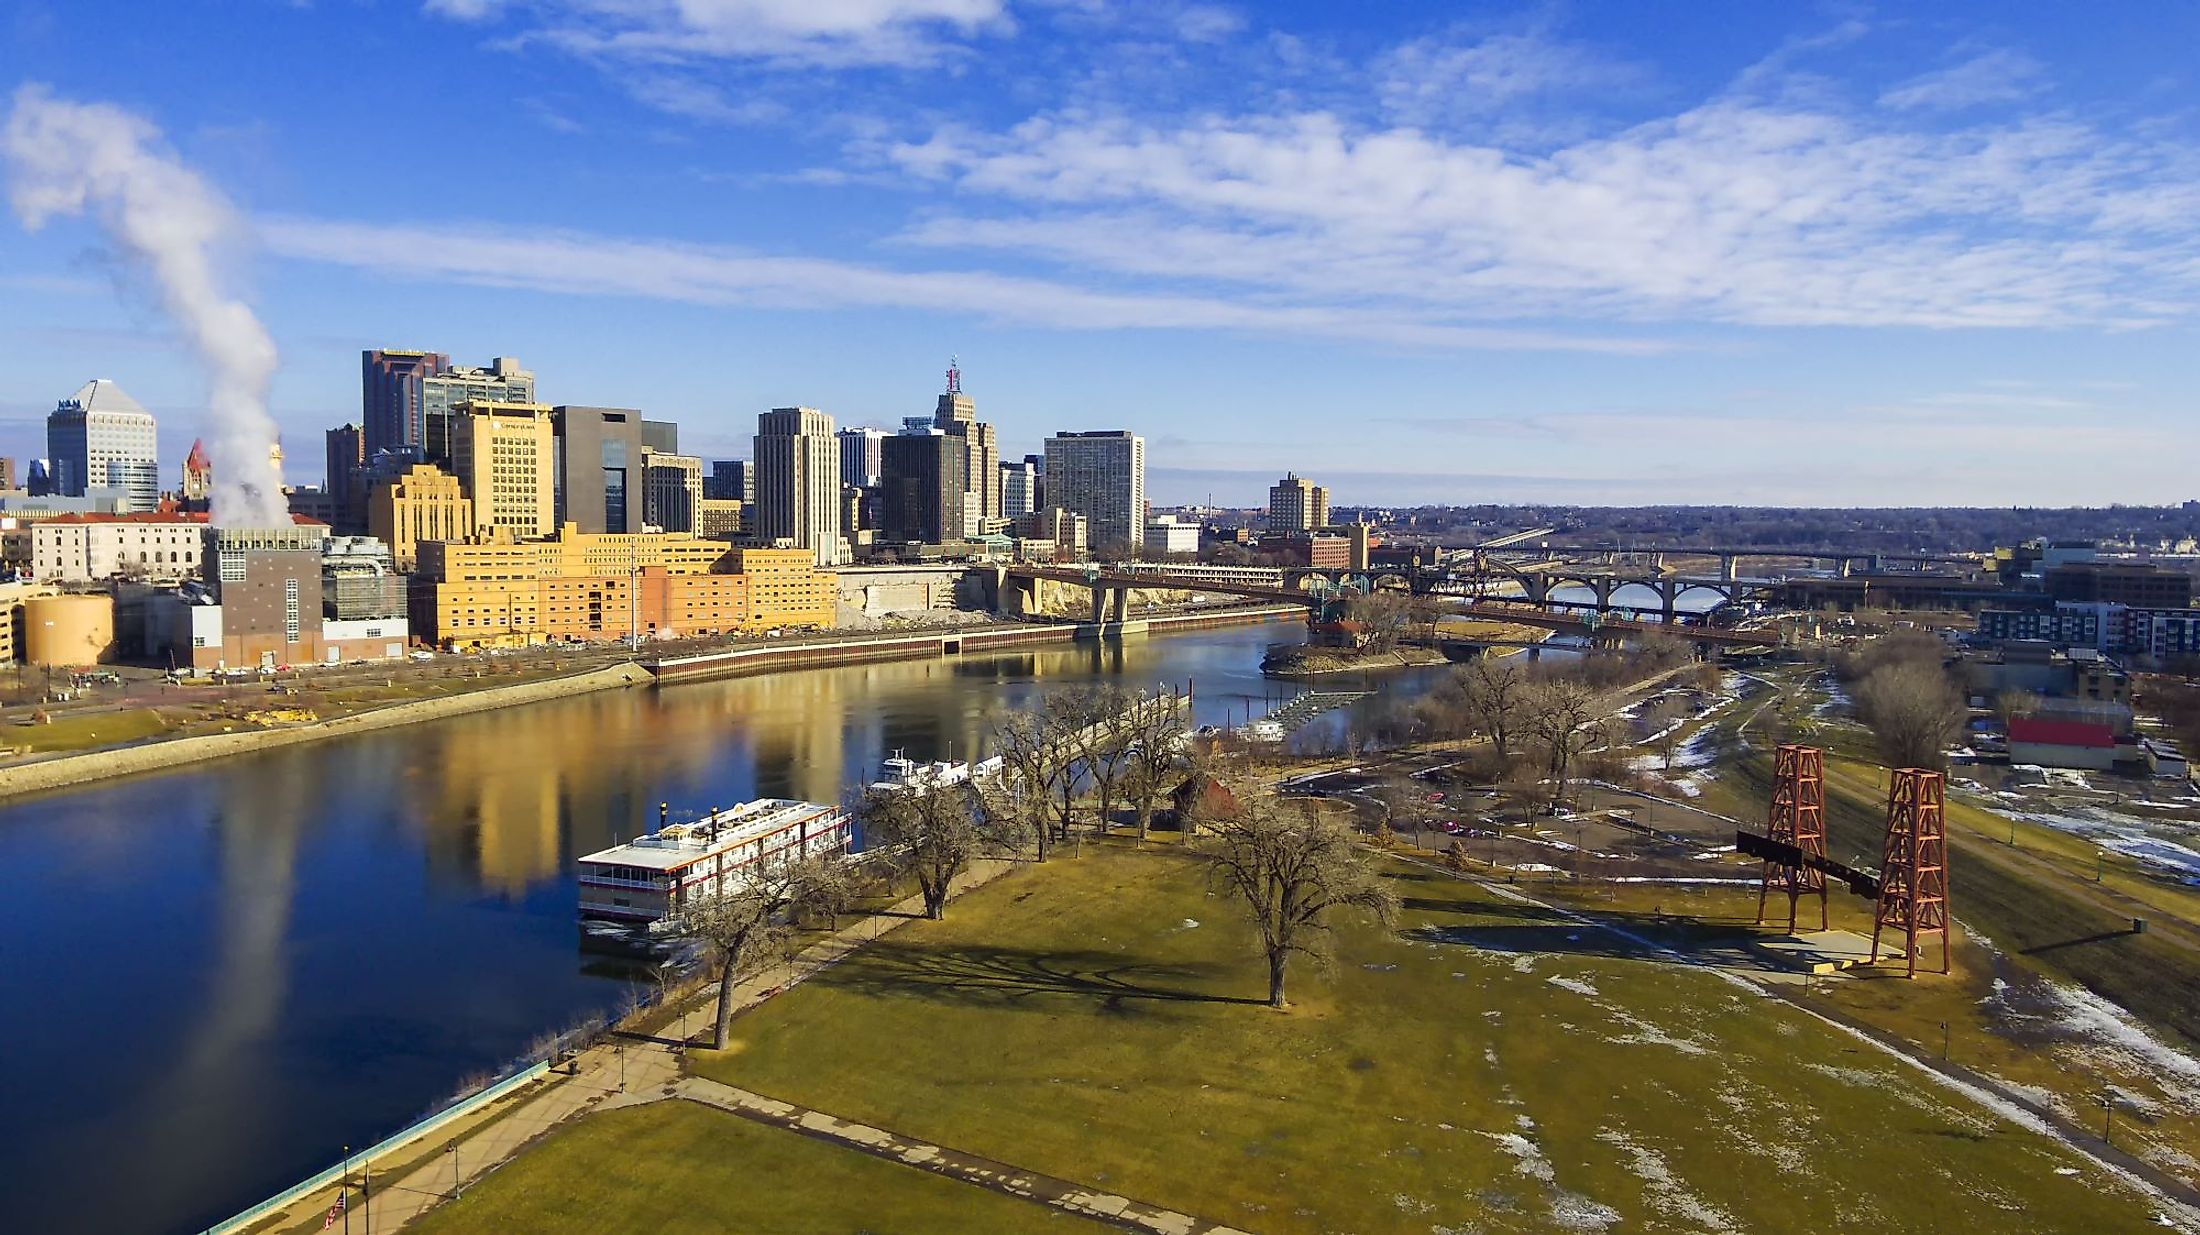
[2008,716,2122,771]
[182,439,213,505]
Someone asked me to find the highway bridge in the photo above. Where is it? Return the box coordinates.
[995,565,1783,649]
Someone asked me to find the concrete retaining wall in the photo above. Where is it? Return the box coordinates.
[0,663,651,802]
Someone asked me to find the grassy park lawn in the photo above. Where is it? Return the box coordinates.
[411,1100,1109,1235]
[693,839,2175,1234]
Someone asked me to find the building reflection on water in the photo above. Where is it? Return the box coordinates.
[402,635,1211,897]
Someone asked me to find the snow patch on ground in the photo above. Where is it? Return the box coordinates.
[1511,955,1538,974]
[1596,1128,1741,1234]
[1547,1193,1622,1232]
[1546,974,1600,997]
[1483,1131,1555,1183]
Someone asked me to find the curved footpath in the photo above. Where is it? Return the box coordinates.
[0,663,651,802]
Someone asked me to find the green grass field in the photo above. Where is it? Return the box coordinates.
[687,839,2175,1234]
[410,1100,1111,1234]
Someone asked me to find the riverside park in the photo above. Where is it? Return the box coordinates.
[393,825,2195,1235]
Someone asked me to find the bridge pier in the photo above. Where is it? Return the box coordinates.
[1720,555,1738,583]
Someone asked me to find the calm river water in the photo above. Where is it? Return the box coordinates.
[0,621,1358,1235]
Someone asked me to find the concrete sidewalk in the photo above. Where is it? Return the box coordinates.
[675,1076,1253,1235]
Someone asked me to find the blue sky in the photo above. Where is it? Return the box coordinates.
[2,1,2196,507]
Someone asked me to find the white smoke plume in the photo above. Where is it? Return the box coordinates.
[3,84,289,527]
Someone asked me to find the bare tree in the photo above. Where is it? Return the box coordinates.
[854,780,992,919]
[675,851,847,1049]
[1118,688,1189,840]
[1203,792,1398,1008]
[1345,590,1415,653]
[1524,678,1604,812]
[1457,656,1529,760]
[1643,695,1689,771]
[992,704,1075,859]
[1853,661,1966,772]
[1072,686,1137,833]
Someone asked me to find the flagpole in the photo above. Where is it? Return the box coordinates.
[342,1146,351,1235]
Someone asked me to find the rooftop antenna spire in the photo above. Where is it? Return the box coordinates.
[946,355,961,395]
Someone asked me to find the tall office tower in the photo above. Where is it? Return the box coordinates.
[643,453,704,533]
[999,455,1040,519]
[450,401,556,539]
[838,426,885,489]
[48,380,159,512]
[706,459,752,502]
[1268,472,1330,532]
[752,407,844,567]
[361,349,450,459]
[0,458,14,491]
[324,424,366,532]
[1041,430,1145,554]
[551,406,648,534]
[421,357,534,465]
[932,361,1000,522]
[879,427,967,544]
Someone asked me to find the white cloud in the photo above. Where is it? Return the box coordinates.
[1377,31,1641,127]
[255,214,1672,353]
[425,0,1011,67]
[882,87,2200,330]
[1880,49,2047,111]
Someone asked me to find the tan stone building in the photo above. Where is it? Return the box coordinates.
[412,527,834,649]
[367,463,474,571]
[450,401,555,539]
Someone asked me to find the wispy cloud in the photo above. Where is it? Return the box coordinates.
[255,214,1673,353]
[423,0,1011,68]
[1879,48,2047,111]
[883,72,2200,330]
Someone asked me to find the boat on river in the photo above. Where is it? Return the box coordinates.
[870,751,1005,793]
[576,798,851,946]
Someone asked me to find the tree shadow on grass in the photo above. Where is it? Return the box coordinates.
[828,939,1269,1013]
[1407,900,1774,971]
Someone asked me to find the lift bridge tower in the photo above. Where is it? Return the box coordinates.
[1755,744,1828,933]
[1870,768,1950,978]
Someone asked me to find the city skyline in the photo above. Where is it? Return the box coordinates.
[4,5,2200,507]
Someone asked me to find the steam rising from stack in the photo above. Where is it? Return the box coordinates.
[3,84,289,526]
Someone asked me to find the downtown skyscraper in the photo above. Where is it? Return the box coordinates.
[1042,430,1145,554]
[753,407,845,567]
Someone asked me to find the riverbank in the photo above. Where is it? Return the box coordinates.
[0,662,651,802]
[1260,642,1449,677]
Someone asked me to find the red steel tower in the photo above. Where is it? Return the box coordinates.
[1756,744,1829,933]
[1870,769,1950,977]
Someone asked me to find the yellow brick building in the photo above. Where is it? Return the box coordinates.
[367,463,474,571]
[450,401,556,539]
[412,528,834,649]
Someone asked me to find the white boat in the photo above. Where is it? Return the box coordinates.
[576,798,850,933]
[871,752,1005,794]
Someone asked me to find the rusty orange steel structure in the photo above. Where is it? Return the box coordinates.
[1755,744,1829,932]
[1870,768,1950,977]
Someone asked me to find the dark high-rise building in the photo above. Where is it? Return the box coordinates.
[552,406,648,534]
[706,460,751,502]
[879,429,967,545]
[324,423,366,533]
[361,350,450,459]
[422,358,533,465]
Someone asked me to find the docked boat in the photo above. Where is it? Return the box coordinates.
[576,798,851,938]
[870,752,1005,794]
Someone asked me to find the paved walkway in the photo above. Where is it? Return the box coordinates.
[676,1076,1253,1235]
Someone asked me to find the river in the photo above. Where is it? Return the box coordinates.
[0,620,1343,1235]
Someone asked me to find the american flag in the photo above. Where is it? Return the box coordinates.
[323,1187,347,1229]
